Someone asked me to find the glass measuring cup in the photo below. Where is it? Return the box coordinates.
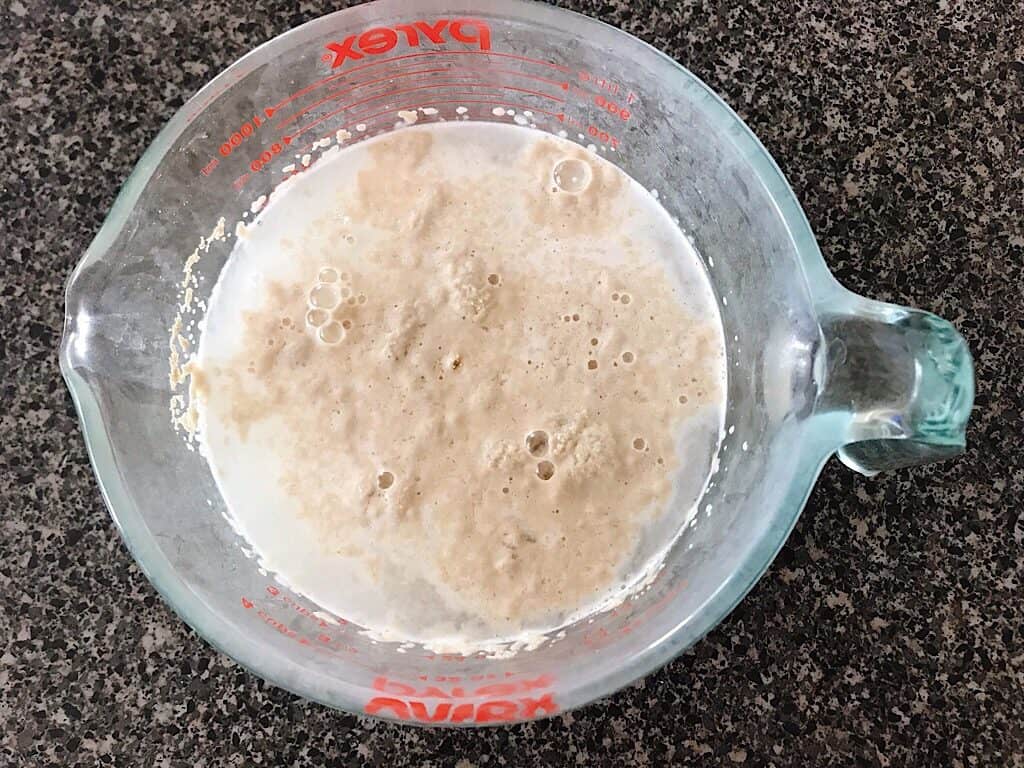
[59,0,974,725]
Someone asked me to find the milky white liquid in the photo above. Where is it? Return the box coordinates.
[194,122,726,652]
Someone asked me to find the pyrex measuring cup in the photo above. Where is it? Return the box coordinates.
[59,0,974,725]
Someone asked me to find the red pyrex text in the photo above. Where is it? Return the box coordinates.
[365,675,558,723]
[325,19,492,69]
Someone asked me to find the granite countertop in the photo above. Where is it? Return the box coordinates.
[2,0,1021,765]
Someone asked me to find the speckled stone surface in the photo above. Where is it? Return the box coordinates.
[2,0,1022,765]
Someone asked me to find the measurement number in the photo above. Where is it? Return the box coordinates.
[587,125,620,149]
[249,142,285,172]
[594,94,631,121]
[219,116,263,157]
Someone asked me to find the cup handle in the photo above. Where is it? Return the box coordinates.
[814,289,974,476]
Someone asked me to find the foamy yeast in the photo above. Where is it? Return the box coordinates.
[193,122,726,650]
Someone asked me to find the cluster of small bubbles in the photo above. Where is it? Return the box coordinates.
[621,351,635,364]
[377,470,395,490]
[536,460,555,481]
[552,157,593,194]
[633,437,646,451]
[306,266,364,345]
[526,430,549,457]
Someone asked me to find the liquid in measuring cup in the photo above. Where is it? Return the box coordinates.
[192,122,726,652]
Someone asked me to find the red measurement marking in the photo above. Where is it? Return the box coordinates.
[277,67,449,127]
[593,93,631,121]
[577,70,639,101]
[587,124,620,150]
[218,114,264,157]
[248,140,287,173]
[277,66,569,128]
[241,597,362,656]
[200,158,220,177]
[267,50,574,116]
[262,585,349,629]
[287,83,565,141]
[290,99,565,156]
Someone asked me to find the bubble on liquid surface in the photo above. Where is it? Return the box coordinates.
[306,308,329,327]
[536,461,555,480]
[318,267,339,283]
[309,283,340,309]
[377,471,395,490]
[552,158,593,194]
[526,430,549,457]
[318,321,345,344]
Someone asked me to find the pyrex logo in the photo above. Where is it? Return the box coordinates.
[364,675,558,724]
[325,19,492,69]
